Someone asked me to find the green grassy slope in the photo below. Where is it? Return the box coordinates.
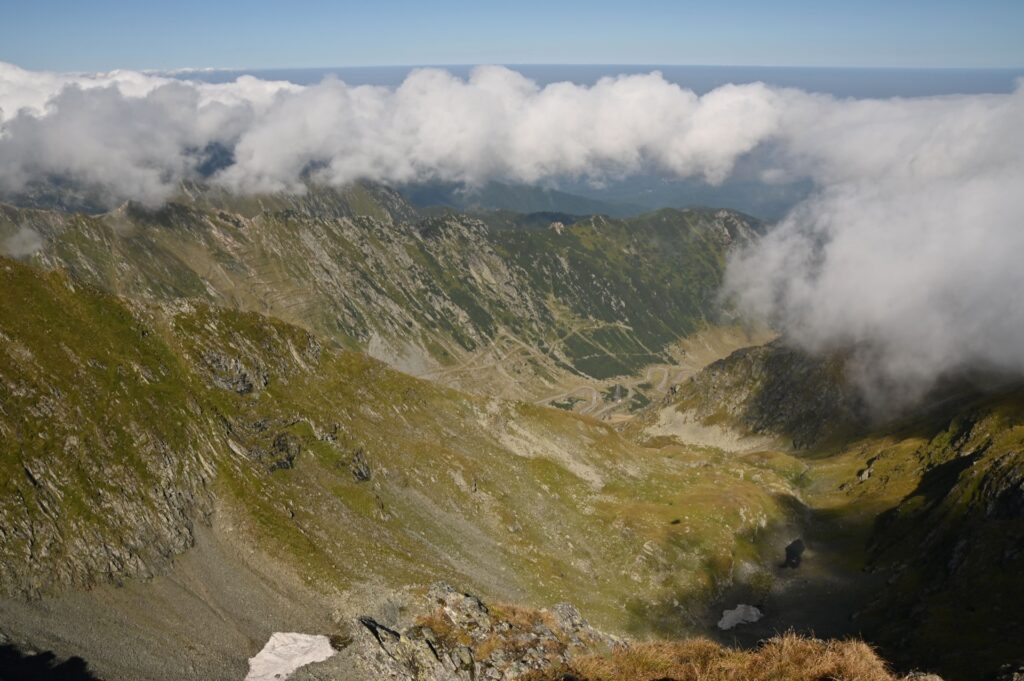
[855,393,1024,679]
[0,184,758,396]
[0,261,216,596]
[0,256,799,637]
[489,209,758,379]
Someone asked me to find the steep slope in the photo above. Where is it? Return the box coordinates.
[632,340,867,451]
[856,393,1024,679]
[638,339,1024,680]
[0,184,760,400]
[0,260,216,597]
[789,389,1024,681]
[488,209,759,379]
[0,257,801,680]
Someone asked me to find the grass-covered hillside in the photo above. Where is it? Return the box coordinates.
[5,186,1018,680]
[0,256,808,679]
[0,183,759,399]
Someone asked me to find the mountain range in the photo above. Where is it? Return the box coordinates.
[0,184,1021,681]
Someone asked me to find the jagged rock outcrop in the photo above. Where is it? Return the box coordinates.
[291,583,619,681]
[286,583,946,681]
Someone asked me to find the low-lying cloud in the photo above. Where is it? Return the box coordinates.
[0,62,785,202]
[1,225,43,258]
[1,61,1022,406]
[724,88,1024,407]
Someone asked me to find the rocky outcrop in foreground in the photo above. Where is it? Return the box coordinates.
[290,583,944,681]
[291,583,619,681]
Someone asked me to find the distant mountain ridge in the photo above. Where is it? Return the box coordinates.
[400,180,643,217]
[0,182,762,399]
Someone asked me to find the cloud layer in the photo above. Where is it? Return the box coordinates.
[2,61,1023,405]
[724,88,1024,406]
[0,62,786,203]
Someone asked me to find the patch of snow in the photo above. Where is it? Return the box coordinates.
[717,604,763,630]
[245,632,336,681]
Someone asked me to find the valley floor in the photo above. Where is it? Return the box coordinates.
[534,325,775,424]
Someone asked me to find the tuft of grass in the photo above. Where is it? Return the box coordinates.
[415,610,472,648]
[418,602,570,664]
[525,633,907,681]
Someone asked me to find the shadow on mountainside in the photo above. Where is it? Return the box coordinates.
[712,502,884,645]
[628,386,1024,681]
[624,492,884,648]
[0,645,102,681]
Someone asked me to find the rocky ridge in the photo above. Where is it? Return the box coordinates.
[0,182,761,398]
[292,583,618,681]
[636,339,867,451]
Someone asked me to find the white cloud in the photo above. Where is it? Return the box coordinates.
[0,63,298,205]
[0,62,169,122]
[217,67,785,192]
[1,225,43,258]
[1,62,1022,404]
[0,63,785,200]
[724,87,1024,406]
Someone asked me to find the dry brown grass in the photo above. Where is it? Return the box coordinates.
[417,601,571,664]
[414,610,472,647]
[489,601,558,631]
[522,633,904,681]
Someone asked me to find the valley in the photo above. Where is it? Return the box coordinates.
[0,187,1020,681]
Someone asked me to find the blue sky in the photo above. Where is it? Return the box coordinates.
[2,0,1022,71]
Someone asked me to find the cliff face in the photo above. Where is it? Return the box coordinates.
[0,184,759,397]
[0,261,216,597]
[860,394,1024,679]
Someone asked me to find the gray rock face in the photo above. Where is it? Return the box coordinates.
[203,351,270,395]
[783,538,805,568]
[292,583,619,681]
